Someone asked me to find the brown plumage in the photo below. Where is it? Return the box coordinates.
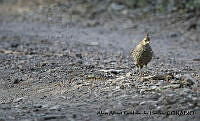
[131,33,153,74]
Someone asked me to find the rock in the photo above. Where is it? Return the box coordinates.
[193,58,200,61]
[139,100,157,105]
[176,74,196,87]
[139,77,150,82]
[33,104,43,108]
[115,86,120,90]
[110,3,125,11]
[170,32,180,38]
[86,41,99,46]
[143,73,174,81]
[175,74,182,79]
[155,80,165,86]
[73,4,88,15]
[11,43,20,48]
[150,85,158,90]
[86,74,96,79]
[120,85,125,89]
[40,115,66,121]
[110,69,124,74]
[58,96,66,99]
[162,84,180,89]
[13,97,25,103]
[159,94,177,105]
[192,97,200,107]
[121,10,128,15]
[83,20,100,27]
[99,69,124,74]
[126,72,133,77]
[49,105,61,110]
[75,53,82,58]
[13,78,23,84]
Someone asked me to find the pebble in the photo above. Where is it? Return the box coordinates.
[126,72,133,77]
[162,84,180,89]
[144,73,174,81]
[40,115,66,120]
[49,105,61,110]
[175,74,196,86]
[110,3,125,11]
[99,69,124,74]
[180,74,196,85]
[13,97,25,103]
[139,100,157,105]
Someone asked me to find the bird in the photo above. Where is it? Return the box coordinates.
[131,33,153,75]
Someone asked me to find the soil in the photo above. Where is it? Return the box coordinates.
[0,1,199,121]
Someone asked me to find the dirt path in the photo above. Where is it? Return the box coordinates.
[0,11,200,121]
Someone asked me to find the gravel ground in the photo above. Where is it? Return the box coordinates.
[0,1,200,121]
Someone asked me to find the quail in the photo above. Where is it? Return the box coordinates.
[131,33,153,75]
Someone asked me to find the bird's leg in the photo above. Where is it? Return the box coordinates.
[144,65,147,75]
[134,64,139,74]
[139,66,142,76]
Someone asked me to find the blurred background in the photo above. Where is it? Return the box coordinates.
[0,0,199,22]
[0,0,200,41]
[0,1,200,121]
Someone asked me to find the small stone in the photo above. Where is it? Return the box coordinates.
[193,58,200,61]
[170,79,179,84]
[40,62,48,66]
[13,97,24,103]
[175,74,182,79]
[159,94,177,105]
[33,104,43,108]
[75,53,82,58]
[110,69,124,74]
[121,10,128,15]
[115,86,120,89]
[87,41,99,46]
[150,85,158,90]
[84,20,100,27]
[181,74,196,85]
[139,100,157,105]
[126,72,133,77]
[72,114,77,118]
[49,105,61,110]
[11,43,19,48]
[13,78,23,84]
[163,84,180,89]
[110,3,125,11]
[170,33,178,38]
[176,74,196,87]
[41,115,66,120]
[86,74,96,79]
[59,96,66,99]
[120,85,125,89]
[99,69,124,74]
[155,80,165,86]
[140,77,150,82]
[145,73,174,81]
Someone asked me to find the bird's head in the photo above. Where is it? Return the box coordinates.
[141,33,150,45]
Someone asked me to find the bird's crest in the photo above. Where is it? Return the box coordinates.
[146,32,149,37]
[141,33,150,45]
